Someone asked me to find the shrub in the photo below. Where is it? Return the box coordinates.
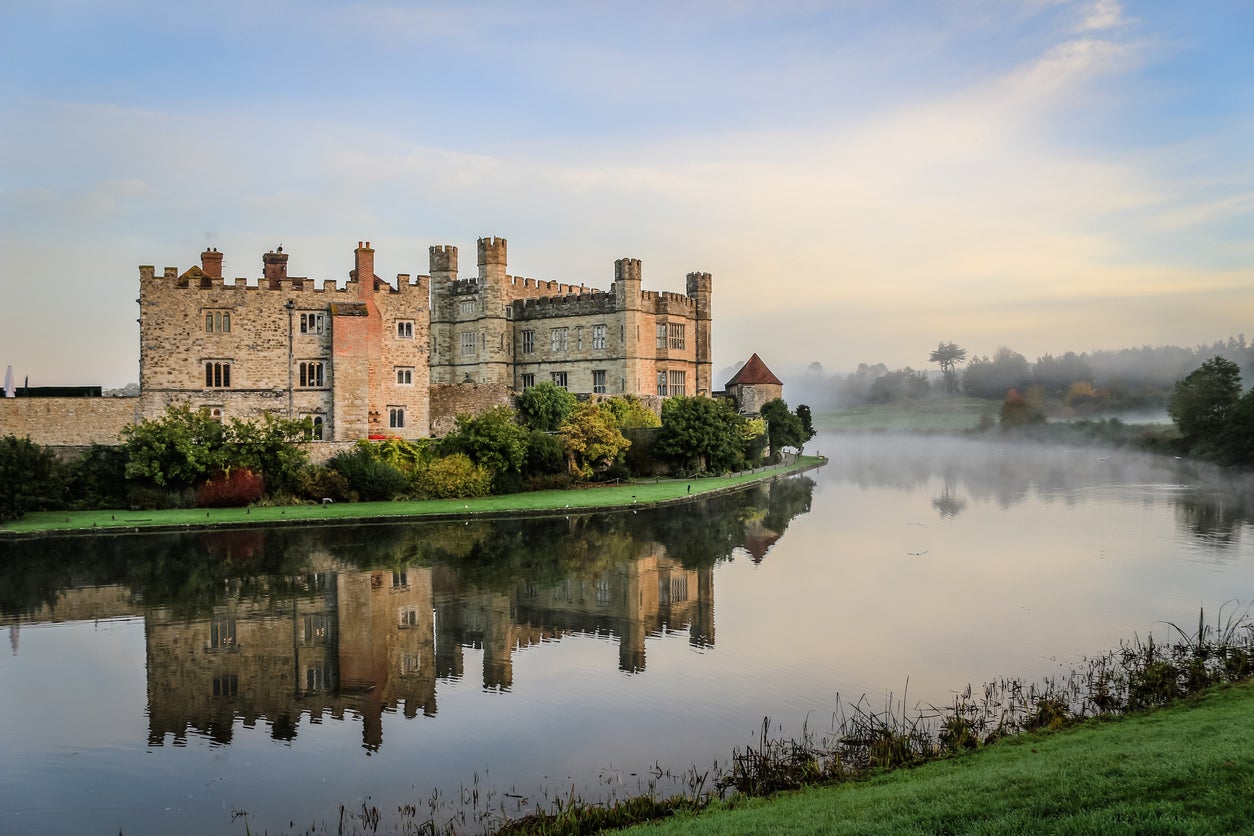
[328,448,409,501]
[196,469,265,508]
[66,444,129,510]
[297,466,354,503]
[416,453,493,499]
[0,435,67,522]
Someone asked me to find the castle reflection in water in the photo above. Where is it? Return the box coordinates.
[7,552,710,750]
[2,477,816,751]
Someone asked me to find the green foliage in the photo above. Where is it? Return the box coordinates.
[416,453,493,499]
[327,447,410,501]
[525,429,566,476]
[65,444,130,509]
[440,406,528,476]
[0,435,67,522]
[796,404,815,441]
[224,412,311,495]
[559,401,631,478]
[601,395,661,429]
[1217,388,1254,466]
[121,403,229,489]
[760,398,806,456]
[297,465,353,503]
[516,381,577,432]
[361,436,438,478]
[658,396,747,473]
[1168,356,1242,447]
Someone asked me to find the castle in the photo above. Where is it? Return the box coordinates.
[137,236,713,440]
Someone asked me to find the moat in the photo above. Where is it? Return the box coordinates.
[3,433,1253,835]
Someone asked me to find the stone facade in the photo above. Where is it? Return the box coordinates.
[0,396,138,446]
[133,236,712,440]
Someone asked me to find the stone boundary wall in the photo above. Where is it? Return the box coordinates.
[0,397,139,446]
[429,383,514,436]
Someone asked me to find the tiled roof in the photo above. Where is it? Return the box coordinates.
[726,353,782,386]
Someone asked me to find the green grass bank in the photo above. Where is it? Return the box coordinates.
[619,681,1254,835]
[0,456,826,538]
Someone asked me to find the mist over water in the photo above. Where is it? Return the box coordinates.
[2,434,1252,834]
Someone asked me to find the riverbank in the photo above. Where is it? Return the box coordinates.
[615,680,1254,835]
[0,455,826,537]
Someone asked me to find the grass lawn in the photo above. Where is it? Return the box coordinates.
[0,456,825,536]
[621,681,1254,835]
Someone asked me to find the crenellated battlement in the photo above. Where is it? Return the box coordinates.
[511,290,617,319]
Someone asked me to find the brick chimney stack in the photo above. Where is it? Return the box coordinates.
[355,241,375,301]
[263,248,288,290]
[201,248,223,278]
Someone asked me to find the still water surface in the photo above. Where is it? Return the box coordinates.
[2,434,1252,834]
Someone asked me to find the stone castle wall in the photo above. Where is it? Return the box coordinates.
[0,396,138,446]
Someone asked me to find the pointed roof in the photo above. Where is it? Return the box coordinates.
[726,353,782,387]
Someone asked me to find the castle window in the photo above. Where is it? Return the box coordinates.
[302,614,331,644]
[389,407,405,429]
[300,312,325,335]
[656,371,668,397]
[592,370,607,394]
[299,361,324,388]
[521,373,535,389]
[207,406,224,423]
[204,310,231,333]
[551,371,568,389]
[396,367,413,385]
[460,331,476,357]
[669,370,686,396]
[656,323,668,349]
[212,674,239,697]
[459,300,475,315]
[210,618,236,649]
[576,327,584,350]
[669,323,686,350]
[521,330,535,354]
[397,320,414,339]
[592,324,607,350]
[550,327,568,353]
[205,361,231,388]
[301,414,324,440]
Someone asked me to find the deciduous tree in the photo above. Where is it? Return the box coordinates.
[1168,357,1242,445]
[930,341,967,396]
[516,382,577,432]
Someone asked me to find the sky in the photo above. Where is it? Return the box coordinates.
[1,0,1251,389]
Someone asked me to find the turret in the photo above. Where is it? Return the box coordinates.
[430,245,458,285]
[477,236,507,285]
[613,258,642,306]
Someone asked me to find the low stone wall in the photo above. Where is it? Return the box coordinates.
[0,397,139,446]
[429,383,514,436]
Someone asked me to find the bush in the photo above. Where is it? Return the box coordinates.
[196,469,265,508]
[65,444,129,510]
[328,448,410,501]
[0,435,67,522]
[297,466,354,503]
[416,453,493,499]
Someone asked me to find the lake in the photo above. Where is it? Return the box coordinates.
[2,433,1252,834]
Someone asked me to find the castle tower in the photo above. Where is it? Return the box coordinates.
[613,258,645,395]
[686,272,713,395]
[477,236,507,285]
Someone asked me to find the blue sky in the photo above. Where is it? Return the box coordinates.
[2,0,1251,388]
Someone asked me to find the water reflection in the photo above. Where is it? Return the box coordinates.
[821,435,1254,543]
[0,477,815,752]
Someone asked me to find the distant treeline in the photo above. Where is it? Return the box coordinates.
[798,336,1254,411]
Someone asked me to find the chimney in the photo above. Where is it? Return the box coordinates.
[263,249,289,289]
[201,248,223,278]
[355,241,375,301]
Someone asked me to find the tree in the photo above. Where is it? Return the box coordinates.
[416,453,493,499]
[866,367,931,403]
[0,435,67,522]
[930,341,967,396]
[121,403,229,489]
[600,395,661,429]
[657,396,746,473]
[759,398,805,458]
[1168,357,1242,445]
[559,402,631,478]
[516,382,577,432]
[796,405,816,444]
[225,412,312,495]
[963,347,1032,399]
[440,406,528,477]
